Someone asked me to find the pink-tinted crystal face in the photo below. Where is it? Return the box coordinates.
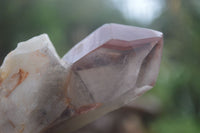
[67,38,162,108]
[61,24,163,112]
[54,24,163,132]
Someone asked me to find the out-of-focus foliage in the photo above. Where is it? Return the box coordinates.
[0,0,127,62]
[151,116,200,133]
[0,0,200,132]
[149,0,200,132]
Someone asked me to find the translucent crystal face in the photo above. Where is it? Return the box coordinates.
[68,39,161,107]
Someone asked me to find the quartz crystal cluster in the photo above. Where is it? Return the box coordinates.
[0,23,163,133]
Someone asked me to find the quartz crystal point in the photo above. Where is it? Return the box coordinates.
[50,23,163,133]
[0,23,163,133]
[0,34,71,133]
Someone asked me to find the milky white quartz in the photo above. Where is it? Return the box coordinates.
[0,34,71,133]
[0,23,163,133]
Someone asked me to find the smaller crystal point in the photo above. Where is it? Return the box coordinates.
[0,34,70,133]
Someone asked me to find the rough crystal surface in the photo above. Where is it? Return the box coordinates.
[0,34,70,133]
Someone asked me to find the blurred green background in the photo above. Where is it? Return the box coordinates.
[0,0,200,132]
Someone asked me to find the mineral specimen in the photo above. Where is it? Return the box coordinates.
[0,23,163,133]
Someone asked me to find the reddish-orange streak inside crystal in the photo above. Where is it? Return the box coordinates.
[76,103,102,114]
[6,69,29,97]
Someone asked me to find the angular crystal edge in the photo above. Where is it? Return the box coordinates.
[62,23,163,64]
